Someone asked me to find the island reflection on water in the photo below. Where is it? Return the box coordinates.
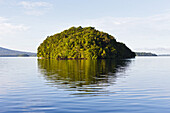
[38,59,132,96]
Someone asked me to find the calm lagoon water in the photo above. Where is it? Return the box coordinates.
[0,57,170,113]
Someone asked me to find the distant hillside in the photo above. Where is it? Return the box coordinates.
[0,47,36,57]
[135,52,157,56]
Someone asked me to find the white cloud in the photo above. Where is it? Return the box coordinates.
[24,10,44,16]
[74,12,170,53]
[135,47,170,54]
[0,17,7,22]
[19,1,50,9]
[77,13,170,35]
[19,1,52,16]
[0,17,29,36]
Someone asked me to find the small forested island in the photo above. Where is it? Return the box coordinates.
[37,26,135,59]
[135,52,157,56]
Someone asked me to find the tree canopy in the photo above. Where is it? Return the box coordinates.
[37,26,135,59]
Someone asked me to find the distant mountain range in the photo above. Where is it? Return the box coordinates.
[0,47,36,57]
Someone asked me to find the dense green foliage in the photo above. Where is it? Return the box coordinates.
[37,26,135,59]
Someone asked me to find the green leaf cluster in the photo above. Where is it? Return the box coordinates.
[37,26,135,59]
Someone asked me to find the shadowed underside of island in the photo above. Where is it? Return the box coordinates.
[37,26,135,59]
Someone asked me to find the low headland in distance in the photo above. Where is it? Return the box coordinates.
[0,47,36,57]
[135,52,170,56]
[135,52,157,56]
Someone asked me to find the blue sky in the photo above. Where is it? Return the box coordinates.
[0,0,170,54]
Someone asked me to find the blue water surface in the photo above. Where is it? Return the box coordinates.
[0,57,170,113]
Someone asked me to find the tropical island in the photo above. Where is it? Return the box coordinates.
[37,26,135,59]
